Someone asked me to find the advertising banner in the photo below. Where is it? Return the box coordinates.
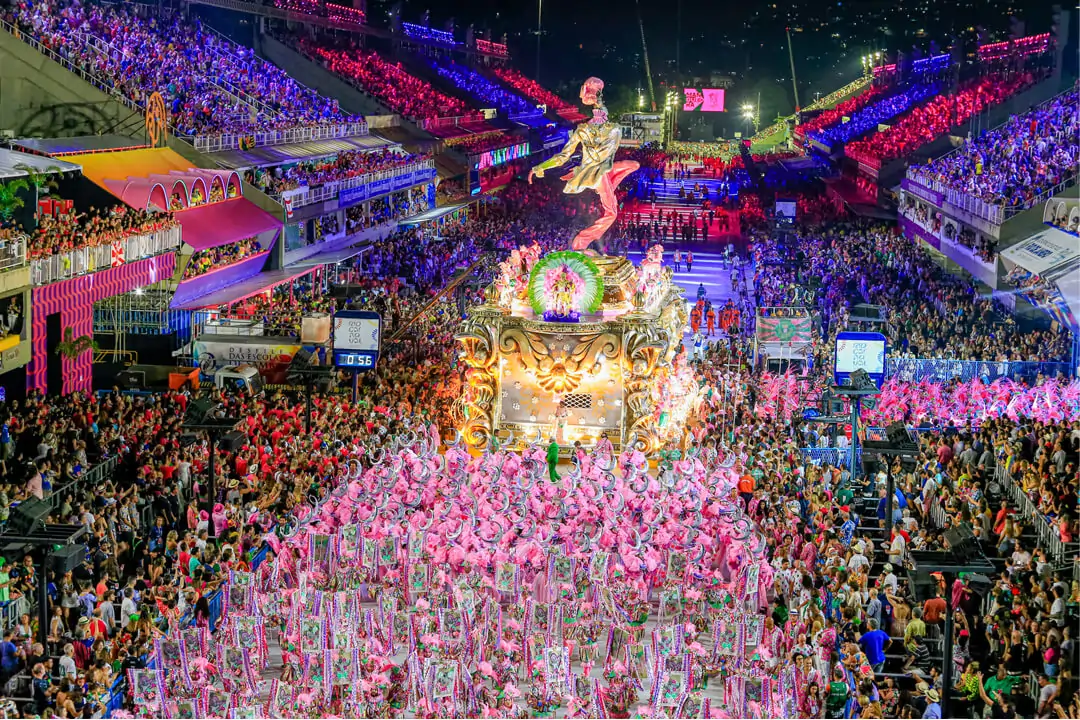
[193,339,301,373]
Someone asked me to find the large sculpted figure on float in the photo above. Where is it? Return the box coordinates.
[528,76,640,251]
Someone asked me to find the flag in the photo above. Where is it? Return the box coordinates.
[111,241,125,267]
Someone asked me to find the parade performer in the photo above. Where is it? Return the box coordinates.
[546,435,561,482]
[528,76,639,251]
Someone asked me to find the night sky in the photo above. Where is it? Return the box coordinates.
[367,0,1064,118]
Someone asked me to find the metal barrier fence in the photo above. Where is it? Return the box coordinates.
[30,225,182,286]
[995,464,1069,563]
[191,121,368,154]
[885,357,1074,383]
[799,446,861,468]
[422,114,487,131]
[0,235,27,273]
[49,455,120,509]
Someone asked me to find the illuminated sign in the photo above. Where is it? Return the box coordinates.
[403,22,456,45]
[335,351,377,368]
[475,38,509,56]
[473,142,530,170]
[834,331,887,387]
[682,88,726,112]
[333,310,382,371]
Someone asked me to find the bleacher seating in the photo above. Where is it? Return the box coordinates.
[808,83,941,146]
[492,66,575,112]
[908,89,1078,220]
[845,75,1032,168]
[297,40,469,121]
[5,0,361,139]
[428,58,541,117]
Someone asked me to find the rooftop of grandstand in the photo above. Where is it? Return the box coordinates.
[906,89,1078,225]
[3,0,363,148]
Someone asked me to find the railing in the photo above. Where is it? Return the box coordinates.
[0,234,27,273]
[274,159,435,210]
[995,464,1070,563]
[30,225,182,286]
[192,121,369,154]
[422,113,487,131]
[885,358,1073,383]
[49,455,121,509]
[187,0,366,31]
[799,446,860,468]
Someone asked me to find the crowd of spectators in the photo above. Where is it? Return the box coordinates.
[0,148,1078,720]
[809,83,941,146]
[19,205,177,262]
[908,90,1079,216]
[5,0,358,137]
[445,131,524,155]
[243,148,429,197]
[343,187,430,234]
[296,39,468,120]
[181,238,263,280]
[751,220,1072,362]
[796,85,886,140]
[846,75,1032,168]
[274,0,365,26]
[491,66,575,111]
[428,58,540,116]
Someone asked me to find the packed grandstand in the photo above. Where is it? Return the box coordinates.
[0,2,1076,720]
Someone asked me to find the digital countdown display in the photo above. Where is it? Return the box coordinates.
[834,331,887,387]
[474,142,530,171]
[333,310,382,371]
[682,88,726,112]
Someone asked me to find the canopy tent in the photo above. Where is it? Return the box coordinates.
[204,134,395,170]
[11,135,146,156]
[397,201,470,226]
[287,244,369,269]
[0,149,81,179]
[999,226,1080,331]
[174,198,282,252]
[171,266,316,310]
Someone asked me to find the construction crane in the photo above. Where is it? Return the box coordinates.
[635,0,657,111]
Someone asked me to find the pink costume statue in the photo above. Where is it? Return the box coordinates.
[528,76,639,251]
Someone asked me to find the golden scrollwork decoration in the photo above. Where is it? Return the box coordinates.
[499,328,619,395]
[455,318,500,449]
[622,325,669,453]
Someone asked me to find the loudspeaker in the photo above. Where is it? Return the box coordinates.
[885,421,915,447]
[186,399,222,424]
[179,433,199,448]
[220,430,248,453]
[49,544,86,574]
[944,524,980,562]
[9,498,52,534]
